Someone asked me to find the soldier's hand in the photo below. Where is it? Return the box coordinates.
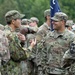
[30,38,36,48]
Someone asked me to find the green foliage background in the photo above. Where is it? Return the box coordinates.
[0,0,75,26]
[59,0,75,22]
[0,0,49,26]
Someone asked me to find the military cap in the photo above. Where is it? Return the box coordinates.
[30,17,39,23]
[5,10,25,22]
[66,20,74,27]
[44,9,50,17]
[51,12,68,21]
[27,19,32,23]
[21,19,28,25]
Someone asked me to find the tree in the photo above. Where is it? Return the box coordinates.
[0,0,50,26]
[0,0,19,25]
[59,0,75,21]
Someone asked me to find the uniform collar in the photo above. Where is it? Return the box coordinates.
[5,25,15,32]
[53,28,68,38]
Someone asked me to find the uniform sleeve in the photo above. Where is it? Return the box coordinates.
[62,36,75,68]
[63,34,75,59]
[9,40,27,61]
[63,41,75,60]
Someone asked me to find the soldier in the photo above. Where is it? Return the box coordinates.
[26,17,39,42]
[29,17,39,32]
[31,9,51,75]
[35,12,75,75]
[2,10,36,75]
[0,30,10,75]
[65,20,74,31]
[25,17,39,49]
[37,9,51,38]
[28,9,51,75]
[24,17,39,75]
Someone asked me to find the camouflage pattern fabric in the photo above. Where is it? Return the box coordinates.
[36,24,51,42]
[25,33,37,75]
[0,30,10,75]
[63,38,75,75]
[2,25,32,75]
[38,22,51,32]
[36,29,75,75]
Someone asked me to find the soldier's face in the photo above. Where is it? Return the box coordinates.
[47,15,50,20]
[29,21,37,27]
[14,19,21,28]
[52,20,62,30]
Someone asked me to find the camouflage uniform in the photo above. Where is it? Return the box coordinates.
[38,22,51,36]
[35,12,75,75]
[2,10,33,75]
[63,36,75,75]
[25,17,39,75]
[22,33,35,75]
[29,17,39,32]
[36,29,75,75]
[2,25,33,75]
[38,9,51,38]
[26,17,39,46]
[0,30,10,75]
[31,9,51,75]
